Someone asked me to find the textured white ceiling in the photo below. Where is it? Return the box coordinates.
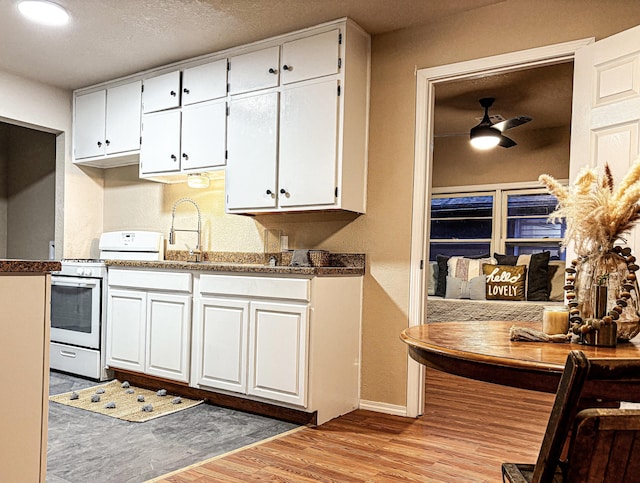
[0,0,503,90]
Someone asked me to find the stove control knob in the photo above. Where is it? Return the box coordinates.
[76,268,84,276]
[84,268,93,277]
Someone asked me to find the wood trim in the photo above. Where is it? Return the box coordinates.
[111,369,317,426]
[407,37,595,417]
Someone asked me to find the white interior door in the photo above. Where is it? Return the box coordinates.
[571,24,640,252]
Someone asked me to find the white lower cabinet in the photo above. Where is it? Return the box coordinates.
[248,300,308,406]
[192,297,249,393]
[192,273,361,424]
[106,269,192,383]
[105,267,361,425]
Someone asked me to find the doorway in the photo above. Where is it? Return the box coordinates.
[405,38,594,417]
[0,121,56,259]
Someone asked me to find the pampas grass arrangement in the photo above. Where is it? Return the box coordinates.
[539,159,640,340]
[539,158,640,256]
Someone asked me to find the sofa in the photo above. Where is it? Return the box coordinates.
[426,254,566,323]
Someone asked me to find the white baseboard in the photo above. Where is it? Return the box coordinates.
[358,399,407,417]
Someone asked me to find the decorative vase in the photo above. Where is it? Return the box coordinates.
[572,249,640,342]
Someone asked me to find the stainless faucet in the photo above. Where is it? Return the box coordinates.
[169,198,202,262]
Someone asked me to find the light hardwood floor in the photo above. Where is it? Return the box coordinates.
[152,368,555,482]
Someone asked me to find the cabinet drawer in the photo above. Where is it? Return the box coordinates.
[51,343,102,380]
[108,269,192,292]
[199,274,309,301]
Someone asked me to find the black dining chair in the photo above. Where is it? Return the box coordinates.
[502,350,640,483]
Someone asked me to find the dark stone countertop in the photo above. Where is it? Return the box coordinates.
[0,260,61,273]
[105,251,365,276]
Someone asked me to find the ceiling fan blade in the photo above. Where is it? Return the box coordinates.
[499,134,516,148]
[493,115,532,132]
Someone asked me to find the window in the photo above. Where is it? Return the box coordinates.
[429,185,566,261]
[429,194,494,258]
[503,190,566,259]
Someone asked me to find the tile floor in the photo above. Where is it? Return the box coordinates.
[47,371,298,482]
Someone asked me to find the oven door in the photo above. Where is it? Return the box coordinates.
[50,275,102,349]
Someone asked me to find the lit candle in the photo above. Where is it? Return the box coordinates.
[542,306,569,335]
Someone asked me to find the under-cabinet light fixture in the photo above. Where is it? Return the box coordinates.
[17,0,69,26]
[186,173,210,189]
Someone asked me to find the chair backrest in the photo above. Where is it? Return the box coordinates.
[531,350,640,483]
[565,408,640,482]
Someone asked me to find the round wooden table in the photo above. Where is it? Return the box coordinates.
[401,320,640,394]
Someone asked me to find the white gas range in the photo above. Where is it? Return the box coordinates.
[50,231,164,380]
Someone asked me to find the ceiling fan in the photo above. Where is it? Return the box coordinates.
[469,97,532,149]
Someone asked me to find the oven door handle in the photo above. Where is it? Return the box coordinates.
[51,277,100,288]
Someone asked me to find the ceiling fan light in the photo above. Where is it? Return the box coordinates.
[17,0,69,26]
[470,125,501,150]
[186,173,209,189]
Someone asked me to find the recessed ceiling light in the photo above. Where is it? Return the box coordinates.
[17,0,69,26]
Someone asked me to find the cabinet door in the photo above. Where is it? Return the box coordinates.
[248,300,308,406]
[192,297,249,393]
[106,288,146,372]
[281,29,340,84]
[143,71,181,113]
[182,59,227,105]
[228,46,280,95]
[226,91,278,210]
[139,110,181,175]
[278,78,339,208]
[74,89,106,159]
[181,99,227,171]
[146,292,191,382]
[105,81,142,155]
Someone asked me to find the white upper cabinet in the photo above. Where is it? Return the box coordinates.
[180,99,227,171]
[226,91,278,210]
[226,20,370,214]
[228,46,280,95]
[74,80,142,167]
[182,59,228,105]
[139,110,181,175]
[142,71,181,113]
[281,29,340,84]
[74,90,106,159]
[72,18,369,202]
[278,78,339,208]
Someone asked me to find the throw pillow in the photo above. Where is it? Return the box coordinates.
[548,261,566,302]
[469,275,487,300]
[435,253,491,298]
[517,251,551,301]
[435,255,450,297]
[427,262,438,296]
[493,253,519,265]
[483,264,527,300]
[445,275,486,300]
[447,256,496,282]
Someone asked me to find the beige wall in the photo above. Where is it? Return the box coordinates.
[433,126,571,187]
[5,125,56,259]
